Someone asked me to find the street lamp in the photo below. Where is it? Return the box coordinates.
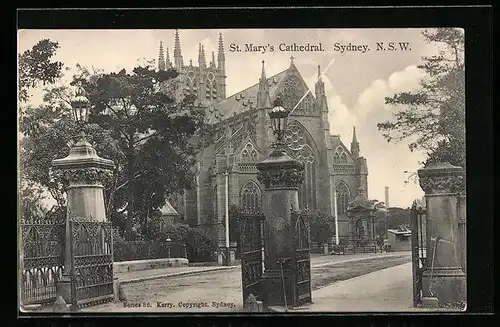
[71,82,90,125]
[269,95,290,155]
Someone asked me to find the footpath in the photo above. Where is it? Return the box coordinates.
[115,251,409,284]
[270,262,458,313]
[116,265,238,284]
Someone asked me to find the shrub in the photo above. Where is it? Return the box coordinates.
[185,227,218,262]
[310,211,334,244]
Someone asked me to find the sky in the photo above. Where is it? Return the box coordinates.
[18,28,450,208]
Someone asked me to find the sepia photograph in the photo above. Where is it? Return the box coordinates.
[18,27,466,313]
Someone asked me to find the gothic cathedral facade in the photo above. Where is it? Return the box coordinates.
[157,31,369,245]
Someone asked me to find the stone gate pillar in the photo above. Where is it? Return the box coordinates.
[52,137,114,304]
[417,162,466,305]
[257,148,304,307]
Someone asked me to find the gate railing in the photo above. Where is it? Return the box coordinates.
[69,218,114,309]
[291,209,312,306]
[20,214,65,306]
[239,208,265,304]
[410,202,427,307]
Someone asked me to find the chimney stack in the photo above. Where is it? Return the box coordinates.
[385,186,390,208]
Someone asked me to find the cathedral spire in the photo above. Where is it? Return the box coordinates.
[257,60,271,108]
[198,44,206,69]
[351,126,360,158]
[210,51,216,68]
[260,59,267,81]
[166,47,172,68]
[217,33,225,74]
[174,29,183,68]
[158,41,166,71]
[315,64,325,96]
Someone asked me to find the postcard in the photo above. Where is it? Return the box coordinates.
[18,27,466,313]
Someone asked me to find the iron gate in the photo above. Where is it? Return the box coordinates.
[410,201,427,307]
[291,209,312,306]
[240,208,265,304]
[70,218,114,309]
[20,214,65,306]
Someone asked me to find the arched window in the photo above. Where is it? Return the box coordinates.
[340,152,347,163]
[284,121,317,209]
[241,143,258,162]
[240,181,261,211]
[297,145,316,210]
[334,152,341,163]
[336,182,350,216]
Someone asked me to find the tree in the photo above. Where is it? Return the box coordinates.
[18,39,64,103]
[19,62,209,240]
[82,65,207,239]
[377,28,465,167]
[19,39,65,216]
[310,211,334,244]
[385,207,411,230]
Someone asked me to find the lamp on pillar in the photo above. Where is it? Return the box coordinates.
[52,81,115,305]
[268,95,289,156]
[256,95,309,309]
[71,82,91,125]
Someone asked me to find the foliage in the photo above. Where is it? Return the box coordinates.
[19,60,208,240]
[81,65,207,239]
[18,39,65,214]
[185,227,218,262]
[143,218,216,262]
[18,39,64,103]
[20,117,121,209]
[310,211,335,244]
[386,207,411,230]
[377,28,465,167]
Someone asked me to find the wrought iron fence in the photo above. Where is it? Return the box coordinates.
[113,241,187,262]
[20,214,65,306]
[70,218,114,309]
[239,208,266,304]
[291,209,312,306]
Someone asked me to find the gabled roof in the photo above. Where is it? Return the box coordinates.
[160,200,179,216]
[214,69,288,119]
[331,135,355,160]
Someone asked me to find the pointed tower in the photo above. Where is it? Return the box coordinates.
[315,65,325,98]
[217,33,227,99]
[217,33,225,74]
[174,29,183,68]
[256,60,272,109]
[158,41,166,71]
[210,51,216,68]
[165,47,172,69]
[198,43,206,69]
[256,60,272,157]
[351,126,360,158]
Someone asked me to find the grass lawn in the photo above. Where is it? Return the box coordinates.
[311,254,411,291]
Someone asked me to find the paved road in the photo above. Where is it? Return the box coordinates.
[303,262,461,312]
[83,252,410,313]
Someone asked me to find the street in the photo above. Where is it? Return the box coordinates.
[83,252,411,312]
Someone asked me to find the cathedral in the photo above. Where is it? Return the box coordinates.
[157,31,369,246]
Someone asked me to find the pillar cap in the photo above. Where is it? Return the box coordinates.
[418,161,463,176]
[52,138,114,170]
[256,151,304,189]
[417,161,465,194]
